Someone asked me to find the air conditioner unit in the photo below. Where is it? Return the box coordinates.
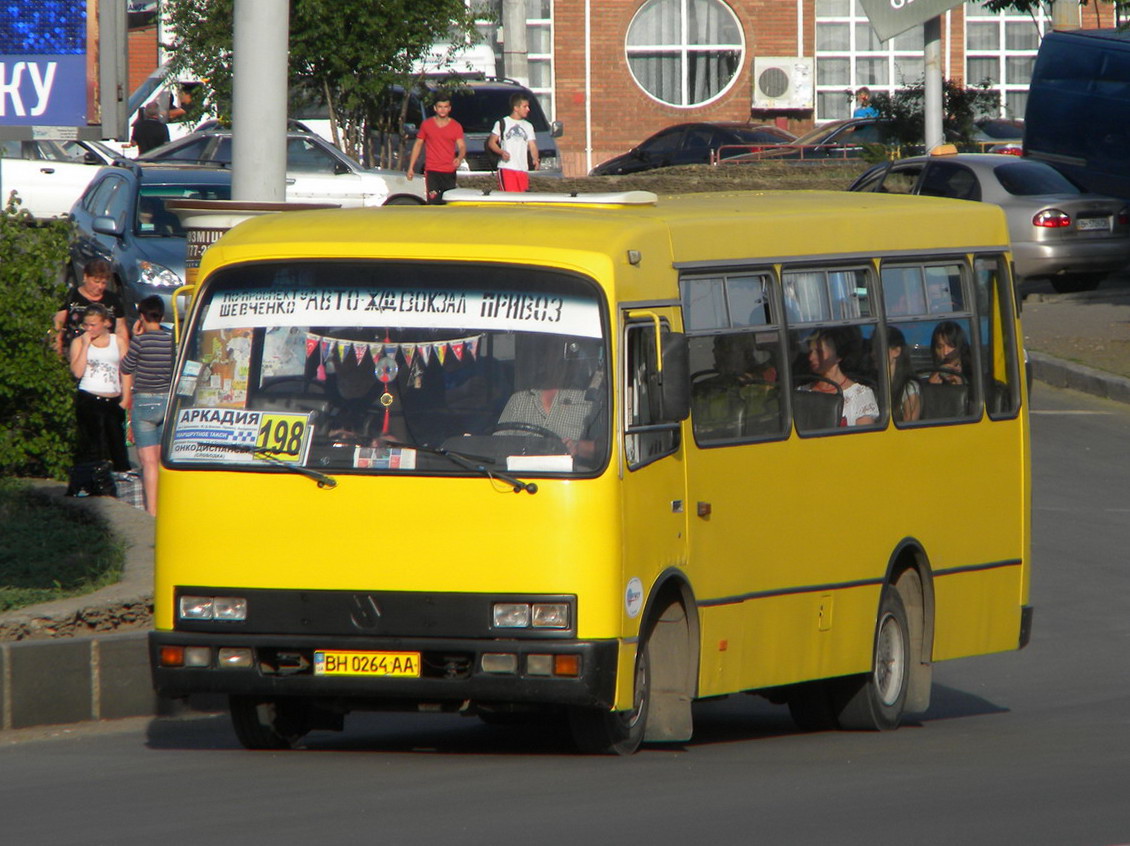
[753,57,814,110]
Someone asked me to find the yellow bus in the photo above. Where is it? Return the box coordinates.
[150,189,1032,753]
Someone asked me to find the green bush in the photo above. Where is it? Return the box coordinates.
[0,195,77,479]
[0,478,125,611]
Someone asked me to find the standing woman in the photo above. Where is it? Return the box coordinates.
[120,296,174,516]
[54,259,129,356]
[69,303,131,475]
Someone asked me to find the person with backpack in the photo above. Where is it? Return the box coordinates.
[406,92,466,204]
[487,93,540,192]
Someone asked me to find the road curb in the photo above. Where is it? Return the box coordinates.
[1029,351,1130,405]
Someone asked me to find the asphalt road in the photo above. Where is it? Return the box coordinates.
[1,382,1128,846]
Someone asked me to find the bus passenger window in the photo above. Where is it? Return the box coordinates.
[690,332,783,443]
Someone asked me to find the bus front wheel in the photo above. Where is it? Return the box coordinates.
[834,587,910,731]
[229,696,312,750]
[569,641,650,755]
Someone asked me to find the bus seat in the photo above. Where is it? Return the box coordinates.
[792,389,842,430]
[918,380,968,419]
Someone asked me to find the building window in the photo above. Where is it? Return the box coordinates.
[625,0,744,107]
[964,1,1047,118]
[526,0,555,119]
[814,0,923,121]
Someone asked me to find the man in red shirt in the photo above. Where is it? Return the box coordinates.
[406,94,466,204]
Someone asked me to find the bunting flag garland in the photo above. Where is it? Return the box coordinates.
[301,331,485,375]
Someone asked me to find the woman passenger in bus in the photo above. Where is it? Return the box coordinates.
[928,320,971,385]
[800,327,878,427]
[886,327,921,422]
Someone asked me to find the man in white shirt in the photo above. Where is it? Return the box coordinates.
[487,93,540,192]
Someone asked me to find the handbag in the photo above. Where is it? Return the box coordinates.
[65,460,118,497]
[485,119,503,170]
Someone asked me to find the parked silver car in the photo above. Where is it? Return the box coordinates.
[850,150,1130,293]
[138,128,425,206]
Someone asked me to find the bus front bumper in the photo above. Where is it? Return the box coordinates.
[149,631,620,710]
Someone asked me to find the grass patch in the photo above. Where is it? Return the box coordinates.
[0,478,125,612]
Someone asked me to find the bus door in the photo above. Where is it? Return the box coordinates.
[619,310,689,612]
[679,270,794,695]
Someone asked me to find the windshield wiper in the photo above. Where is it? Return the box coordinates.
[224,443,338,489]
[384,438,537,495]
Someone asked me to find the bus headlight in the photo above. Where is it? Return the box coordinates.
[492,602,570,629]
[179,595,248,621]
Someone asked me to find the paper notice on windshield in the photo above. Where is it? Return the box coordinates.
[169,408,312,465]
[202,287,602,338]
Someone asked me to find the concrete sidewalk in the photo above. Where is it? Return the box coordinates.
[3,279,1129,734]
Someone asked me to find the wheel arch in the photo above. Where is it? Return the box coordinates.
[884,537,936,714]
[637,567,700,743]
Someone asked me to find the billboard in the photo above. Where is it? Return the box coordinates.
[0,0,126,139]
[858,0,964,41]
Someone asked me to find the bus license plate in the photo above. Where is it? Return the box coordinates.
[314,650,421,677]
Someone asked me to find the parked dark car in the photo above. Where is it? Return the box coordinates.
[589,122,796,175]
[68,162,232,318]
[850,150,1130,293]
[725,117,899,162]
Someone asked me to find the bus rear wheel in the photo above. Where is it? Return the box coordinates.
[835,587,910,731]
[569,641,650,755]
[229,696,312,750]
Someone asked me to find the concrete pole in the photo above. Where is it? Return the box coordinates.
[923,16,944,152]
[502,0,529,85]
[231,0,289,202]
[1052,0,1081,31]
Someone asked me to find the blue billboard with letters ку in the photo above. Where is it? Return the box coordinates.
[0,0,90,127]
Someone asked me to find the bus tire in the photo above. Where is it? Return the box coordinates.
[229,696,310,750]
[834,586,910,731]
[568,639,650,755]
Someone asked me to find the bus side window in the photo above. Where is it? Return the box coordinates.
[624,322,679,468]
[690,331,784,443]
[974,255,1022,417]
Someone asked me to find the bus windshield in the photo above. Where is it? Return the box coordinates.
[166,261,610,477]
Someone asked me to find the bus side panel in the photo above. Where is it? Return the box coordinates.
[931,565,1025,660]
[697,586,880,697]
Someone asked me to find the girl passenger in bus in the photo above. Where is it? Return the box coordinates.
[886,327,921,422]
[801,327,878,427]
[928,320,972,385]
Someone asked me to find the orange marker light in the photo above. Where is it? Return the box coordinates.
[554,654,581,677]
[160,645,185,667]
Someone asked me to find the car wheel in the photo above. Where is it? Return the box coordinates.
[384,196,424,206]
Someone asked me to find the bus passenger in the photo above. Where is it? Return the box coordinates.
[801,327,878,427]
[928,321,971,385]
[887,327,921,422]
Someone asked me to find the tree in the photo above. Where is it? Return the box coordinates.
[161,0,484,164]
[979,0,1130,27]
[869,80,1000,148]
[0,198,75,479]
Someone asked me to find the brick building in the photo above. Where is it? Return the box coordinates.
[512,0,1121,176]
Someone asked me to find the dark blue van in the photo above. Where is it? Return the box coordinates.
[1024,29,1130,200]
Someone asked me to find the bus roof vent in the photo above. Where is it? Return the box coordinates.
[443,189,658,206]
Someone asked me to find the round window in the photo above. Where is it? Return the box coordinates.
[626,0,745,107]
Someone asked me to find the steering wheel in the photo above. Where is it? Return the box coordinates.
[488,420,568,448]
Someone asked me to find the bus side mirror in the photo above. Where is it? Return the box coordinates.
[659,332,690,422]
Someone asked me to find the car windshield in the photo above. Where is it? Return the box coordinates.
[993,161,1082,196]
[166,261,610,478]
[135,182,232,237]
